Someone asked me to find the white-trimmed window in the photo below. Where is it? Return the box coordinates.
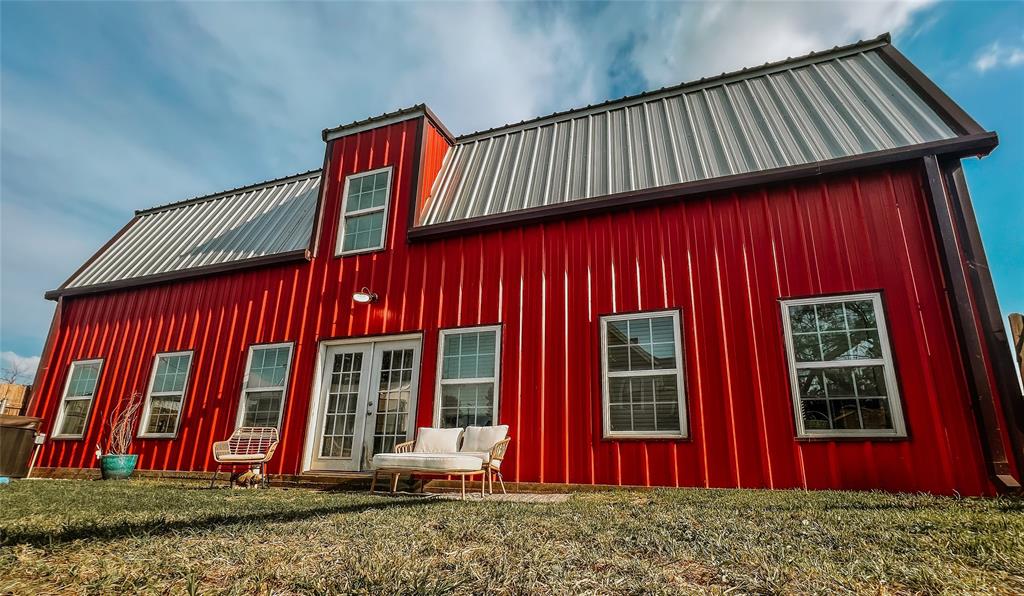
[54,359,103,438]
[781,293,906,438]
[335,166,393,255]
[434,326,501,428]
[600,310,687,438]
[237,343,294,428]
[138,351,194,438]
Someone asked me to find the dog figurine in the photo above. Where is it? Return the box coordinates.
[233,467,264,489]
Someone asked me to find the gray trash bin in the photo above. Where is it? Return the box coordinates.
[0,415,42,478]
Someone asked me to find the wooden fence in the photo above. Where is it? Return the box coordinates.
[0,384,31,416]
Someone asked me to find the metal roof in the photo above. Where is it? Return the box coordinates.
[61,170,320,291]
[416,37,960,227]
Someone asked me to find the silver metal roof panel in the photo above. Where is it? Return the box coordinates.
[416,46,958,227]
[63,170,320,290]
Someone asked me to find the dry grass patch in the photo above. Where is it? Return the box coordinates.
[1,480,1022,594]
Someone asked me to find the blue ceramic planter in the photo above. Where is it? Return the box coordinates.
[100,454,138,480]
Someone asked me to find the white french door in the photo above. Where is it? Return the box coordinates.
[308,337,421,472]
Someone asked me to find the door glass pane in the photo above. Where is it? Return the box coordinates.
[371,348,414,456]
[320,352,363,458]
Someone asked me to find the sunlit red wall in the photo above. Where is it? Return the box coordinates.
[29,115,1006,495]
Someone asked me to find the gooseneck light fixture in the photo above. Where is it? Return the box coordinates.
[352,287,379,304]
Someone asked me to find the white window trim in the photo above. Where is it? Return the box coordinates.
[235,342,295,430]
[52,358,104,440]
[600,310,688,439]
[138,351,194,439]
[335,166,393,256]
[780,292,907,439]
[433,325,502,428]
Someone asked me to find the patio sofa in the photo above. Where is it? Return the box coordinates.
[370,425,510,498]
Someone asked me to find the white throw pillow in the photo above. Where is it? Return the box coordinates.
[413,427,463,453]
[460,425,509,453]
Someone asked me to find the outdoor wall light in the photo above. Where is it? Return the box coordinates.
[352,287,378,304]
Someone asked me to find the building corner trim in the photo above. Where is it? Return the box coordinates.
[922,155,1023,490]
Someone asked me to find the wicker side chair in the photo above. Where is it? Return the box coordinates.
[484,436,512,494]
[210,426,279,488]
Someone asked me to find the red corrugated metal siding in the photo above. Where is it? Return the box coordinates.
[417,121,451,216]
[30,118,1000,494]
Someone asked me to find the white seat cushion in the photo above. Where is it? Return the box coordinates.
[219,453,266,462]
[372,452,483,472]
[460,425,509,452]
[459,451,501,469]
[413,427,463,453]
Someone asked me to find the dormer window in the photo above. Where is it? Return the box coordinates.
[336,166,393,255]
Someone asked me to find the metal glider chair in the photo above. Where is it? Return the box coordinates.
[210,427,279,488]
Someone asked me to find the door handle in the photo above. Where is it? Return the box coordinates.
[366,401,374,415]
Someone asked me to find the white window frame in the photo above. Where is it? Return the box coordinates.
[780,292,907,439]
[335,166,393,256]
[235,342,294,430]
[600,310,688,439]
[433,325,502,428]
[138,351,194,439]
[52,359,104,439]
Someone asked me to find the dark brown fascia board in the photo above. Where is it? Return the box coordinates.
[27,296,63,416]
[406,116,428,233]
[421,105,456,145]
[878,45,986,136]
[44,249,310,301]
[308,138,335,256]
[321,104,455,145]
[408,132,998,240]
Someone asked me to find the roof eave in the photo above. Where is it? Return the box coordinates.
[44,248,311,301]
[408,132,997,240]
[321,104,455,144]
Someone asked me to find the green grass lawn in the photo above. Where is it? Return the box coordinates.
[1,480,1022,594]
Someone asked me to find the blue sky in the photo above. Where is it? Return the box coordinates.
[2,1,1022,380]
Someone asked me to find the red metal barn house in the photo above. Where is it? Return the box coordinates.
[28,35,1024,495]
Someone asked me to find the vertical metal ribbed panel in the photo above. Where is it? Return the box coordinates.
[65,171,321,289]
[30,146,1000,495]
[418,48,957,226]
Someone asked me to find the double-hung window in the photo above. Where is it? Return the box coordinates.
[435,326,501,428]
[600,310,687,438]
[139,351,194,437]
[781,293,906,438]
[336,166,392,255]
[237,343,294,428]
[54,359,103,438]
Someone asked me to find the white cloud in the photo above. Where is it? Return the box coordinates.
[1,351,40,383]
[974,41,1024,72]
[617,1,935,86]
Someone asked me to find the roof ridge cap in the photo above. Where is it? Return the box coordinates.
[135,168,322,215]
[456,32,892,142]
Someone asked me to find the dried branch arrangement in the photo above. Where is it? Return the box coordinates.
[101,392,143,456]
